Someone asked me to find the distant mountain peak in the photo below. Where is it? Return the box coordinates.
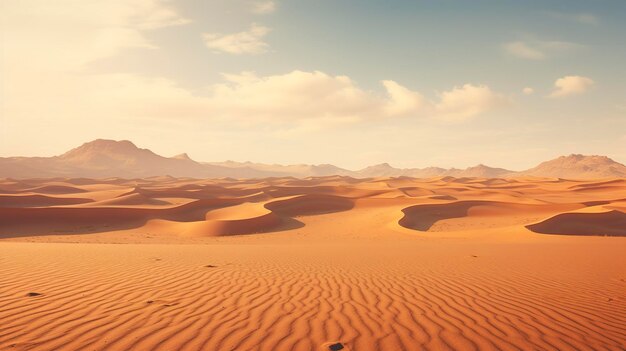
[544,154,620,165]
[468,164,488,169]
[524,154,626,178]
[172,153,193,161]
[82,139,137,149]
[93,138,135,146]
[58,139,163,169]
[61,139,142,157]
[367,163,394,169]
[558,154,614,161]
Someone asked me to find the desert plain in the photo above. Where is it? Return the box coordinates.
[0,175,625,351]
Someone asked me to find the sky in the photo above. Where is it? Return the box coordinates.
[1,0,626,170]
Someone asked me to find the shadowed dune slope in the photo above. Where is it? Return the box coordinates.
[398,201,581,232]
[0,194,92,207]
[0,198,243,236]
[527,210,626,237]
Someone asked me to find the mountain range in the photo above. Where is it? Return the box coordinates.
[1,139,625,179]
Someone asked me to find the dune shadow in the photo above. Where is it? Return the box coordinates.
[526,210,626,237]
[398,201,488,231]
[249,216,305,234]
[0,199,242,238]
[0,197,312,239]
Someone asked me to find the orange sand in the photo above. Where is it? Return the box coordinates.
[0,176,624,350]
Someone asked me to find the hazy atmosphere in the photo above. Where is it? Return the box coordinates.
[2,0,626,169]
[1,2,625,351]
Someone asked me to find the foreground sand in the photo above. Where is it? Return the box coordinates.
[1,176,625,350]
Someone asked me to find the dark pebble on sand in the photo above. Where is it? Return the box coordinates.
[328,343,344,351]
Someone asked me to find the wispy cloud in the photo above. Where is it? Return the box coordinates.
[545,11,599,25]
[203,23,270,54]
[504,41,545,60]
[503,39,582,60]
[433,84,510,122]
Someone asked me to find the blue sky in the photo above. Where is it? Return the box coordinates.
[2,0,625,169]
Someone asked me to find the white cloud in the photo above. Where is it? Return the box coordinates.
[206,71,507,124]
[251,1,276,14]
[202,23,270,54]
[381,80,426,116]
[549,75,594,98]
[434,84,509,122]
[523,87,535,95]
[503,40,581,60]
[6,69,503,129]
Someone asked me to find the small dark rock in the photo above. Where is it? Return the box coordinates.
[26,292,43,297]
[205,265,218,268]
[471,255,478,258]
[328,343,344,351]
[146,300,154,304]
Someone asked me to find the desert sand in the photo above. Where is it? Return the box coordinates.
[0,176,625,350]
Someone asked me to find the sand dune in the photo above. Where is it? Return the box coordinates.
[0,176,625,350]
[264,194,354,216]
[84,193,173,207]
[25,185,88,194]
[398,200,581,232]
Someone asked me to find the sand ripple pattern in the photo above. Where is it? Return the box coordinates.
[1,242,624,351]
